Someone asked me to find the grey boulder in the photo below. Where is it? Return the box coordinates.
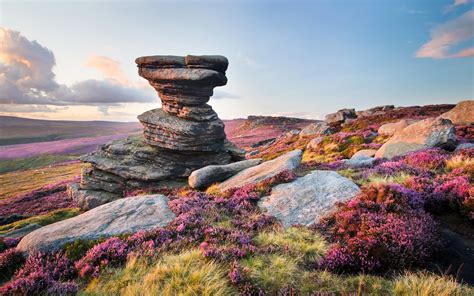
[299,122,333,138]
[217,150,302,192]
[17,195,176,253]
[188,159,262,189]
[375,117,457,159]
[377,119,420,136]
[258,170,360,227]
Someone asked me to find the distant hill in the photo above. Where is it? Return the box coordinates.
[0,116,142,146]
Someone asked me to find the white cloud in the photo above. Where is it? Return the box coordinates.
[0,104,66,113]
[0,27,155,108]
[416,10,474,59]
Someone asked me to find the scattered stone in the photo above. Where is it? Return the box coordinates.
[246,150,260,157]
[356,105,394,118]
[285,129,300,137]
[439,100,474,125]
[375,117,457,159]
[306,137,324,150]
[17,195,175,253]
[378,119,420,136]
[188,159,262,189]
[299,122,333,138]
[455,142,474,152]
[344,156,376,168]
[325,108,356,124]
[258,170,360,227]
[224,140,246,161]
[351,149,377,158]
[1,224,43,238]
[67,183,120,210]
[251,138,276,148]
[217,150,303,192]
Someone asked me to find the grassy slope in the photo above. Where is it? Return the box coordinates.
[0,162,86,199]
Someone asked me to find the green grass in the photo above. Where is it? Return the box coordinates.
[0,154,79,174]
[82,250,237,296]
[367,172,413,185]
[0,162,86,199]
[253,227,328,262]
[393,272,473,296]
[0,208,80,235]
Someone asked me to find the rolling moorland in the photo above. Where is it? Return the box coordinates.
[0,102,473,295]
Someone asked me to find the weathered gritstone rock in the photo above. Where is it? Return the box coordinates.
[73,55,234,208]
[258,170,360,227]
[375,117,457,159]
[17,195,176,253]
[439,100,474,125]
[188,159,263,190]
[299,121,333,138]
[378,119,420,136]
[217,150,302,193]
[325,108,356,124]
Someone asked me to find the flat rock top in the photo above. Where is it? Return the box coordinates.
[258,170,360,227]
[136,55,228,72]
[217,149,302,192]
[17,195,176,253]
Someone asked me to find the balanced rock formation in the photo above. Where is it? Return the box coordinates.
[258,170,360,227]
[188,159,262,190]
[217,149,302,193]
[17,195,175,253]
[375,117,457,159]
[71,55,239,209]
[439,100,474,125]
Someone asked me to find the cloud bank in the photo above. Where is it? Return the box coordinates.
[0,27,154,114]
[416,10,474,59]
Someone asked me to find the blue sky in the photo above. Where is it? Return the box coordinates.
[0,0,472,121]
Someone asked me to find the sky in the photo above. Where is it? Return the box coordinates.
[0,0,473,121]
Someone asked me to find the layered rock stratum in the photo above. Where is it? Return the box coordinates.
[71,55,241,209]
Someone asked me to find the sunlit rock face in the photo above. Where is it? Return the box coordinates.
[136,55,229,151]
[70,55,242,209]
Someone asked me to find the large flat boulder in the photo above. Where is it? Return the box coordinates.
[377,119,419,136]
[188,159,262,189]
[439,100,474,125]
[17,195,175,253]
[216,150,302,192]
[375,117,456,159]
[258,170,360,227]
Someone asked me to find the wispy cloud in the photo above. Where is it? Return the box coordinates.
[85,55,130,85]
[213,90,239,100]
[0,27,154,112]
[237,53,262,69]
[416,9,474,59]
[445,0,471,13]
[0,104,67,113]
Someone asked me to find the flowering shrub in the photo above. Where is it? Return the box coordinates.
[0,237,21,252]
[401,148,448,171]
[0,248,25,280]
[0,252,77,295]
[316,184,441,273]
[75,237,129,278]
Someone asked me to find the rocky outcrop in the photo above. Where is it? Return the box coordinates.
[188,159,262,189]
[72,55,236,209]
[306,137,323,150]
[299,122,333,138]
[352,149,377,158]
[258,170,360,227]
[375,117,457,159]
[378,119,419,136]
[325,108,356,124]
[356,105,394,118]
[217,150,303,193]
[17,195,175,253]
[439,100,474,125]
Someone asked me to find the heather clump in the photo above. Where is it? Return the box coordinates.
[401,148,449,171]
[75,237,129,278]
[0,248,25,281]
[0,252,77,295]
[316,184,441,273]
